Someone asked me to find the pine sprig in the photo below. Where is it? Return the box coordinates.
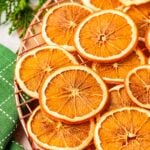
[0,0,46,37]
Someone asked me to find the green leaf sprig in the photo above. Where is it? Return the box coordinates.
[0,0,46,37]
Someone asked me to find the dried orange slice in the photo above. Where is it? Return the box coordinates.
[92,49,146,84]
[145,28,150,51]
[125,65,150,109]
[84,141,96,150]
[138,40,148,52]
[148,57,150,64]
[94,107,150,150]
[81,0,122,11]
[42,3,92,52]
[75,10,138,62]
[27,106,95,150]
[40,66,108,123]
[72,52,91,67]
[108,85,137,111]
[119,0,150,6]
[15,46,77,98]
[126,2,150,38]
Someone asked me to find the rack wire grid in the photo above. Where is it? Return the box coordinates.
[14,0,88,149]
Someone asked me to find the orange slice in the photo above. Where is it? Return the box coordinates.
[126,2,150,38]
[145,28,150,51]
[119,0,150,6]
[42,3,92,52]
[138,40,148,52]
[94,107,150,150]
[125,65,150,109]
[73,52,92,67]
[148,57,150,64]
[75,10,138,62]
[81,0,122,11]
[27,106,95,150]
[15,46,77,98]
[92,49,146,84]
[39,66,108,123]
[84,141,96,150]
[108,85,137,111]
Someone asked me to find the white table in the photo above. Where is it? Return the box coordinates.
[0,24,32,150]
[0,24,20,52]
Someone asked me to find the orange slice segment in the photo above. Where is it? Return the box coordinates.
[126,2,150,38]
[72,52,93,67]
[15,46,78,98]
[94,107,150,150]
[27,106,95,150]
[42,3,92,52]
[92,49,146,84]
[148,57,150,64]
[40,66,108,123]
[145,28,150,51]
[75,10,138,62]
[84,141,96,150]
[108,85,137,111]
[81,0,122,11]
[138,40,148,52]
[119,0,150,6]
[125,65,150,109]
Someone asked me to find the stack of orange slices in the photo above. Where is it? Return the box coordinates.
[15,0,150,149]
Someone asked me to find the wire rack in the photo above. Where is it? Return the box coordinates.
[14,0,87,149]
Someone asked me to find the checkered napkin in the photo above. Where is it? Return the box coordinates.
[0,44,24,150]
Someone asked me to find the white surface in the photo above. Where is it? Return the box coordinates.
[0,24,20,52]
[0,24,32,150]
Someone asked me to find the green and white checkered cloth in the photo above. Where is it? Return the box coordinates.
[0,44,24,150]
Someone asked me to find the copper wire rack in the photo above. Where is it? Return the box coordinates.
[14,0,87,149]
